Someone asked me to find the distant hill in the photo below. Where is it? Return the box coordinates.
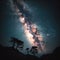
[0,45,60,60]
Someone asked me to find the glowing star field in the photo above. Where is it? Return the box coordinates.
[12,0,46,52]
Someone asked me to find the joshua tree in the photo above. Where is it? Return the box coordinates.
[30,46,38,55]
[10,37,24,49]
[26,48,29,54]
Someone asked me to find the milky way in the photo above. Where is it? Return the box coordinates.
[11,0,46,52]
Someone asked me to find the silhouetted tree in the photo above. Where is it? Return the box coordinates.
[26,48,29,54]
[30,46,38,55]
[10,37,24,49]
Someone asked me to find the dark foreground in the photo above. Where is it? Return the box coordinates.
[0,45,60,60]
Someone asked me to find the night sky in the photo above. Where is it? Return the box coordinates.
[0,0,60,54]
